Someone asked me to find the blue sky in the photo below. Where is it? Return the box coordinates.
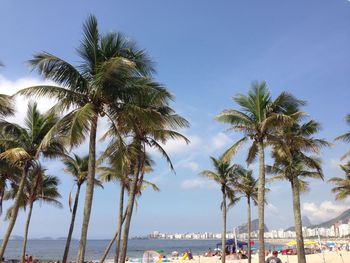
[0,0,350,239]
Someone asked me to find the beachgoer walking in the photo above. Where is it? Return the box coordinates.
[265,251,282,263]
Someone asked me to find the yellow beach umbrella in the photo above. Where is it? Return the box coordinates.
[287,240,297,246]
[304,240,318,245]
[287,240,317,246]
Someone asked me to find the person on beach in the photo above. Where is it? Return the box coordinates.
[265,251,282,263]
[28,255,33,263]
[204,248,212,257]
[187,250,193,260]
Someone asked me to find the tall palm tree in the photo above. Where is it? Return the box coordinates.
[200,156,241,263]
[98,152,158,263]
[234,169,257,263]
[335,114,350,160]
[267,120,329,263]
[4,163,62,263]
[17,15,155,263]
[115,82,189,263]
[329,162,350,201]
[61,154,102,263]
[0,102,64,258]
[215,82,304,263]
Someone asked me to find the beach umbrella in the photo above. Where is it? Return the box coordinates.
[287,240,297,246]
[304,240,318,245]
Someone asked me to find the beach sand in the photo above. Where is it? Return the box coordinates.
[170,251,349,263]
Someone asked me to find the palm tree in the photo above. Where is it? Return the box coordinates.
[234,169,257,263]
[335,114,350,160]
[98,152,158,263]
[215,82,304,263]
[17,15,155,263]
[0,102,64,258]
[61,154,102,263]
[267,120,329,263]
[329,162,350,200]
[115,82,189,263]
[200,156,241,263]
[4,163,62,263]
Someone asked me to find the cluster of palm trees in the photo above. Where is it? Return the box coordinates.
[1,14,349,263]
[201,82,343,263]
[0,15,188,263]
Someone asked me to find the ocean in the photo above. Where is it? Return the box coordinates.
[3,239,283,261]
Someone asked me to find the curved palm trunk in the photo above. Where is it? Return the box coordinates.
[62,184,81,263]
[120,151,144,263]
[221,188,227,263]
[0,165,29,259]
[21,202,34,263]
[257,141,266,263]
[100,184,125,263]
[119,175,139,263]
[114,185,125,263]
[247,197,252,263]
[76,114,98,263]
[291,177,306,263]
[100,211,128,263]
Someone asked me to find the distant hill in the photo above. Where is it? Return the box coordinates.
[237,219,269,233]
[285,209,350,231]
[313,208,350,228]
[285,216,312,231]
[9,235,23,240]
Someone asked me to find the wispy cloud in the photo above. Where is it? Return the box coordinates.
[302,201,349,223]
[181,178,216,190]
[210,132,232,150]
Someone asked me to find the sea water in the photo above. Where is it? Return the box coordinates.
[2,239,283,261]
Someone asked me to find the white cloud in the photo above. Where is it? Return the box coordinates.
[210,132,232,150]
[180,161,200,172]
[148,134,202,157]
[0,75,56,124]
[181,179,216,190]
[302,201,348,223]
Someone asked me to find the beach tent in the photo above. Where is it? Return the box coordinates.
[216,239,248,253]
[142,250,161,263]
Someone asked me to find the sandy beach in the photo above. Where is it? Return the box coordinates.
[169,252,349,263]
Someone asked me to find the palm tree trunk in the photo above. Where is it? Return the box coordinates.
[247,197,252,263]
[62,184,81,263]
[76,114,98,263]
[100,210,128,263]
[257,141,266,263]
[119,174,139,263]
[291,177,306,263]
[0,164,29,259]
[100,184,125,263]
[21,201,34,263]
[114,184,125,263]
[119,150,144,263]
[221,187,226,263]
